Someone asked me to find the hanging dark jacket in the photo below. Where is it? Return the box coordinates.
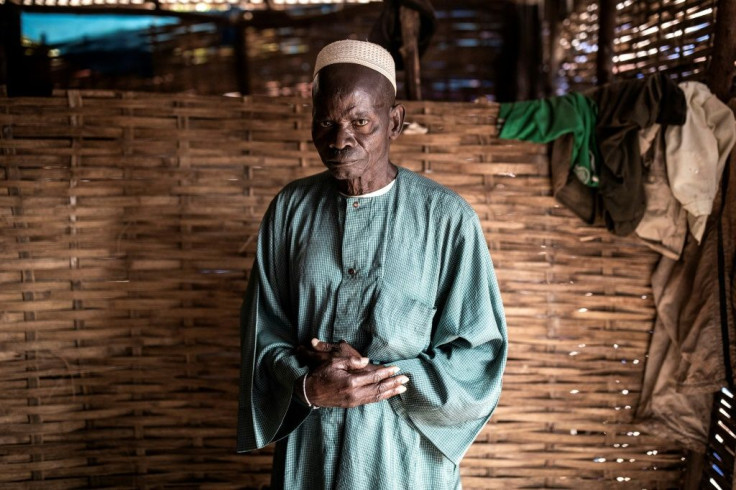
[549,74,687,233]
[588,73,687,236]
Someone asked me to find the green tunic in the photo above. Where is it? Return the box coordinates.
[237,166,507,489]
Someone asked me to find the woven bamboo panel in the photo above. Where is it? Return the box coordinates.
[557,3,599,94]
[557,0,718,93]
[1,91,686,489]
[611,0,717,81]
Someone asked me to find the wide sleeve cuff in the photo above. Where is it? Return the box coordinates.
[236,279,311,452]
[237,350,311,452]
[387,378,496,466]
[388,350,503,465]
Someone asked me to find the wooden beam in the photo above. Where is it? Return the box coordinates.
[708,0,736,102]
[399,6,421,101]
[1,2,20,88]
[542,0,564,96]
[233,23,251,96]
[1,2,25,96]
[596,0,616,85]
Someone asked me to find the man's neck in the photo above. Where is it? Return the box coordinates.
[336,164,398,196]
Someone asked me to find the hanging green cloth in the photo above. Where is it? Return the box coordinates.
[498,93,600,187]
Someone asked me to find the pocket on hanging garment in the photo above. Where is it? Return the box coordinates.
[363,281,437,362]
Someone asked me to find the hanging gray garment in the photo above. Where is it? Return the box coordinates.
[635,146,736,452]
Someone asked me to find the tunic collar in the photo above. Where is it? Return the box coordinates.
[339,178,396,198]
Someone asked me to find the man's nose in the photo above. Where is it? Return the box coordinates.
[329,125,355,150]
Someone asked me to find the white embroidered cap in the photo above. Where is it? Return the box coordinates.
[313,40,397,94]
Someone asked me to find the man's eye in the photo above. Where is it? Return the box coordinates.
[318,121,333,128]
[354,119,369,127]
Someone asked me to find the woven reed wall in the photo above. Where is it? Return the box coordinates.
[0,91,685,489]
[556,0,718,93]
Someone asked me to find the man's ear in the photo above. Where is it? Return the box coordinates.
[388,104,406,141]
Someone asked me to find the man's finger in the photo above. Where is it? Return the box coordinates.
[351,356,371,369]
[358,376,409,405]
[335,356,371,371]
[298,349,330,363]
[336,341,363,358]
[295,345,328,362]
[373,375,409,402]
[351,365,403,386]
[376,383,408,402]
[311,338,338,352]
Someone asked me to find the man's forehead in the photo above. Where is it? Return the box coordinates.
[313,90,384,117]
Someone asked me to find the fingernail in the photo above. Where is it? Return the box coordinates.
[397,385,407,394]
[389,366,400,374]
[311,338,320,347]
[360,357,370,365]
[398,376,409,384]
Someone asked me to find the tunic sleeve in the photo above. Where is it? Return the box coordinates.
[236,197,310,453]
[390,214,508,465]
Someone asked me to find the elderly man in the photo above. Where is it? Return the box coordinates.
[237,40,507,489]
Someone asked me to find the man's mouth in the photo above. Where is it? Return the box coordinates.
[326,159,357,166]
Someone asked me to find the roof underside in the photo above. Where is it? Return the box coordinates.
[3,0,382,13]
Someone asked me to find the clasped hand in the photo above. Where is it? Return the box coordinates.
[295,339,409,408]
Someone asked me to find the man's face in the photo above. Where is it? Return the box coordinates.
[311,64,400,185]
